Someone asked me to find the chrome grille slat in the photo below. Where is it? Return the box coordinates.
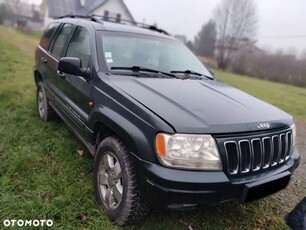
[251,138,262,171]
[238,140,251,173]
[280,133,287,162]
[224,141,239,174]
[278,134,285,163]
[285,132,292,160]
[262,137,272,169]
[223,130,292,175]
[272,135,279,166]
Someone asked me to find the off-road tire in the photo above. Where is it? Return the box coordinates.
[36,82,57,121]
[93,136,150,225]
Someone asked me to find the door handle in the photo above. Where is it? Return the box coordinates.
[57,70,66,79]
[41,57,48,64]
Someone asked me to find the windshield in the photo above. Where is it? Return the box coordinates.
[100,33,212,77]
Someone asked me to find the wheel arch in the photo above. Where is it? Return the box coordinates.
[34,70,42,87]
[92,118,139,156]
[90,106,156,161]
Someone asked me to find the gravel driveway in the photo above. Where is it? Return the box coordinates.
[273,119,306,212]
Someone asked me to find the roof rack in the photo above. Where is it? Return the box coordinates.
[57,15,104,23]
[56,14,169,35]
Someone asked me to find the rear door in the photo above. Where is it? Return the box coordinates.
[46,23,75,116]
[35,22,59,87]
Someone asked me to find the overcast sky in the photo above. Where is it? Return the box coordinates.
[124,0,306,55]
[30,0,306,55]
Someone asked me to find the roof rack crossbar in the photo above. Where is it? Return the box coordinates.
[56,14,169,35]
[57,15,104,23]
[57,15,90,19]
[91,14,169,35]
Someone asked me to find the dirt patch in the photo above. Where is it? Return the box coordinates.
[273,119,306,211]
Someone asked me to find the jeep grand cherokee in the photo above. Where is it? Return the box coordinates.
[34,15,300,225]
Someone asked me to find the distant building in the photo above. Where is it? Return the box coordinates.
[174,34,187,43]
[42,0,135,28]
[214,37,264,59]
[3,1,42,31]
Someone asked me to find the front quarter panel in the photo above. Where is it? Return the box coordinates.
[89,73,174,162]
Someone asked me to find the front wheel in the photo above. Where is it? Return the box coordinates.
[93,136,150,225]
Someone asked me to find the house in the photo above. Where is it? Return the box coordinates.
[42,0,134,28]
[2,1,42,30]
[174,34,187,43]
[214,37,264,59]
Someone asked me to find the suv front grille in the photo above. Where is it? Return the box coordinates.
[218,128,292,176]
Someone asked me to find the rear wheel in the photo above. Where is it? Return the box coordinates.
[36,82,57,121]
[93,136,150,225]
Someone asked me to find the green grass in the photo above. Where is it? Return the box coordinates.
[0,26,304,229]
[215,70,306,120]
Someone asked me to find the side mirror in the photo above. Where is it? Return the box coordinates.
[58,57,89,78]
[208,68,215,77]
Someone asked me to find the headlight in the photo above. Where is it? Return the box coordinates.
[155,133,222,170]
[291,124,297,151]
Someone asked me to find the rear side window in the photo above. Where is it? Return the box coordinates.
[51,24,74,59]
[40,23,59,49]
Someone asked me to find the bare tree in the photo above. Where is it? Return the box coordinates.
[194,20,217,57]
[228,46,306,87]
[0,4,8,24]
[214,0,258,69]
[1,0,22,21]
[300,48,306,60]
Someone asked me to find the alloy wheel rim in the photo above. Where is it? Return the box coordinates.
[38,89,45,118]
[98,151,123,210]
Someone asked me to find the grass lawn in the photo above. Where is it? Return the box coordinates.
[215,70,306,120]
[0,26,305,229]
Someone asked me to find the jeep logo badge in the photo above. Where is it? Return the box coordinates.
[257,123,270,129]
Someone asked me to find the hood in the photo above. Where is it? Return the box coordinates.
[107,76,293,134]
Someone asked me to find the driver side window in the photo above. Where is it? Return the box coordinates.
[66,27,91,68]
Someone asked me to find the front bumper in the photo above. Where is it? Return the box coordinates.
[134,149,300,209]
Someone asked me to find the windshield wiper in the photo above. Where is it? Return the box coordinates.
[111,66,179,79]
[170,70,214,80]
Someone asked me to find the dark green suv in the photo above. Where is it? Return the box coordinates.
[34,15,300,225]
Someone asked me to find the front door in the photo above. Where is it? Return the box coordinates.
[59,26,94,139]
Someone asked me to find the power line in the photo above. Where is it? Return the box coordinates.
[260,35,306,39]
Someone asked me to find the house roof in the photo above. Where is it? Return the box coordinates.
[48,0,81,18]
[48,0,134,22]
[79,0,106,15]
